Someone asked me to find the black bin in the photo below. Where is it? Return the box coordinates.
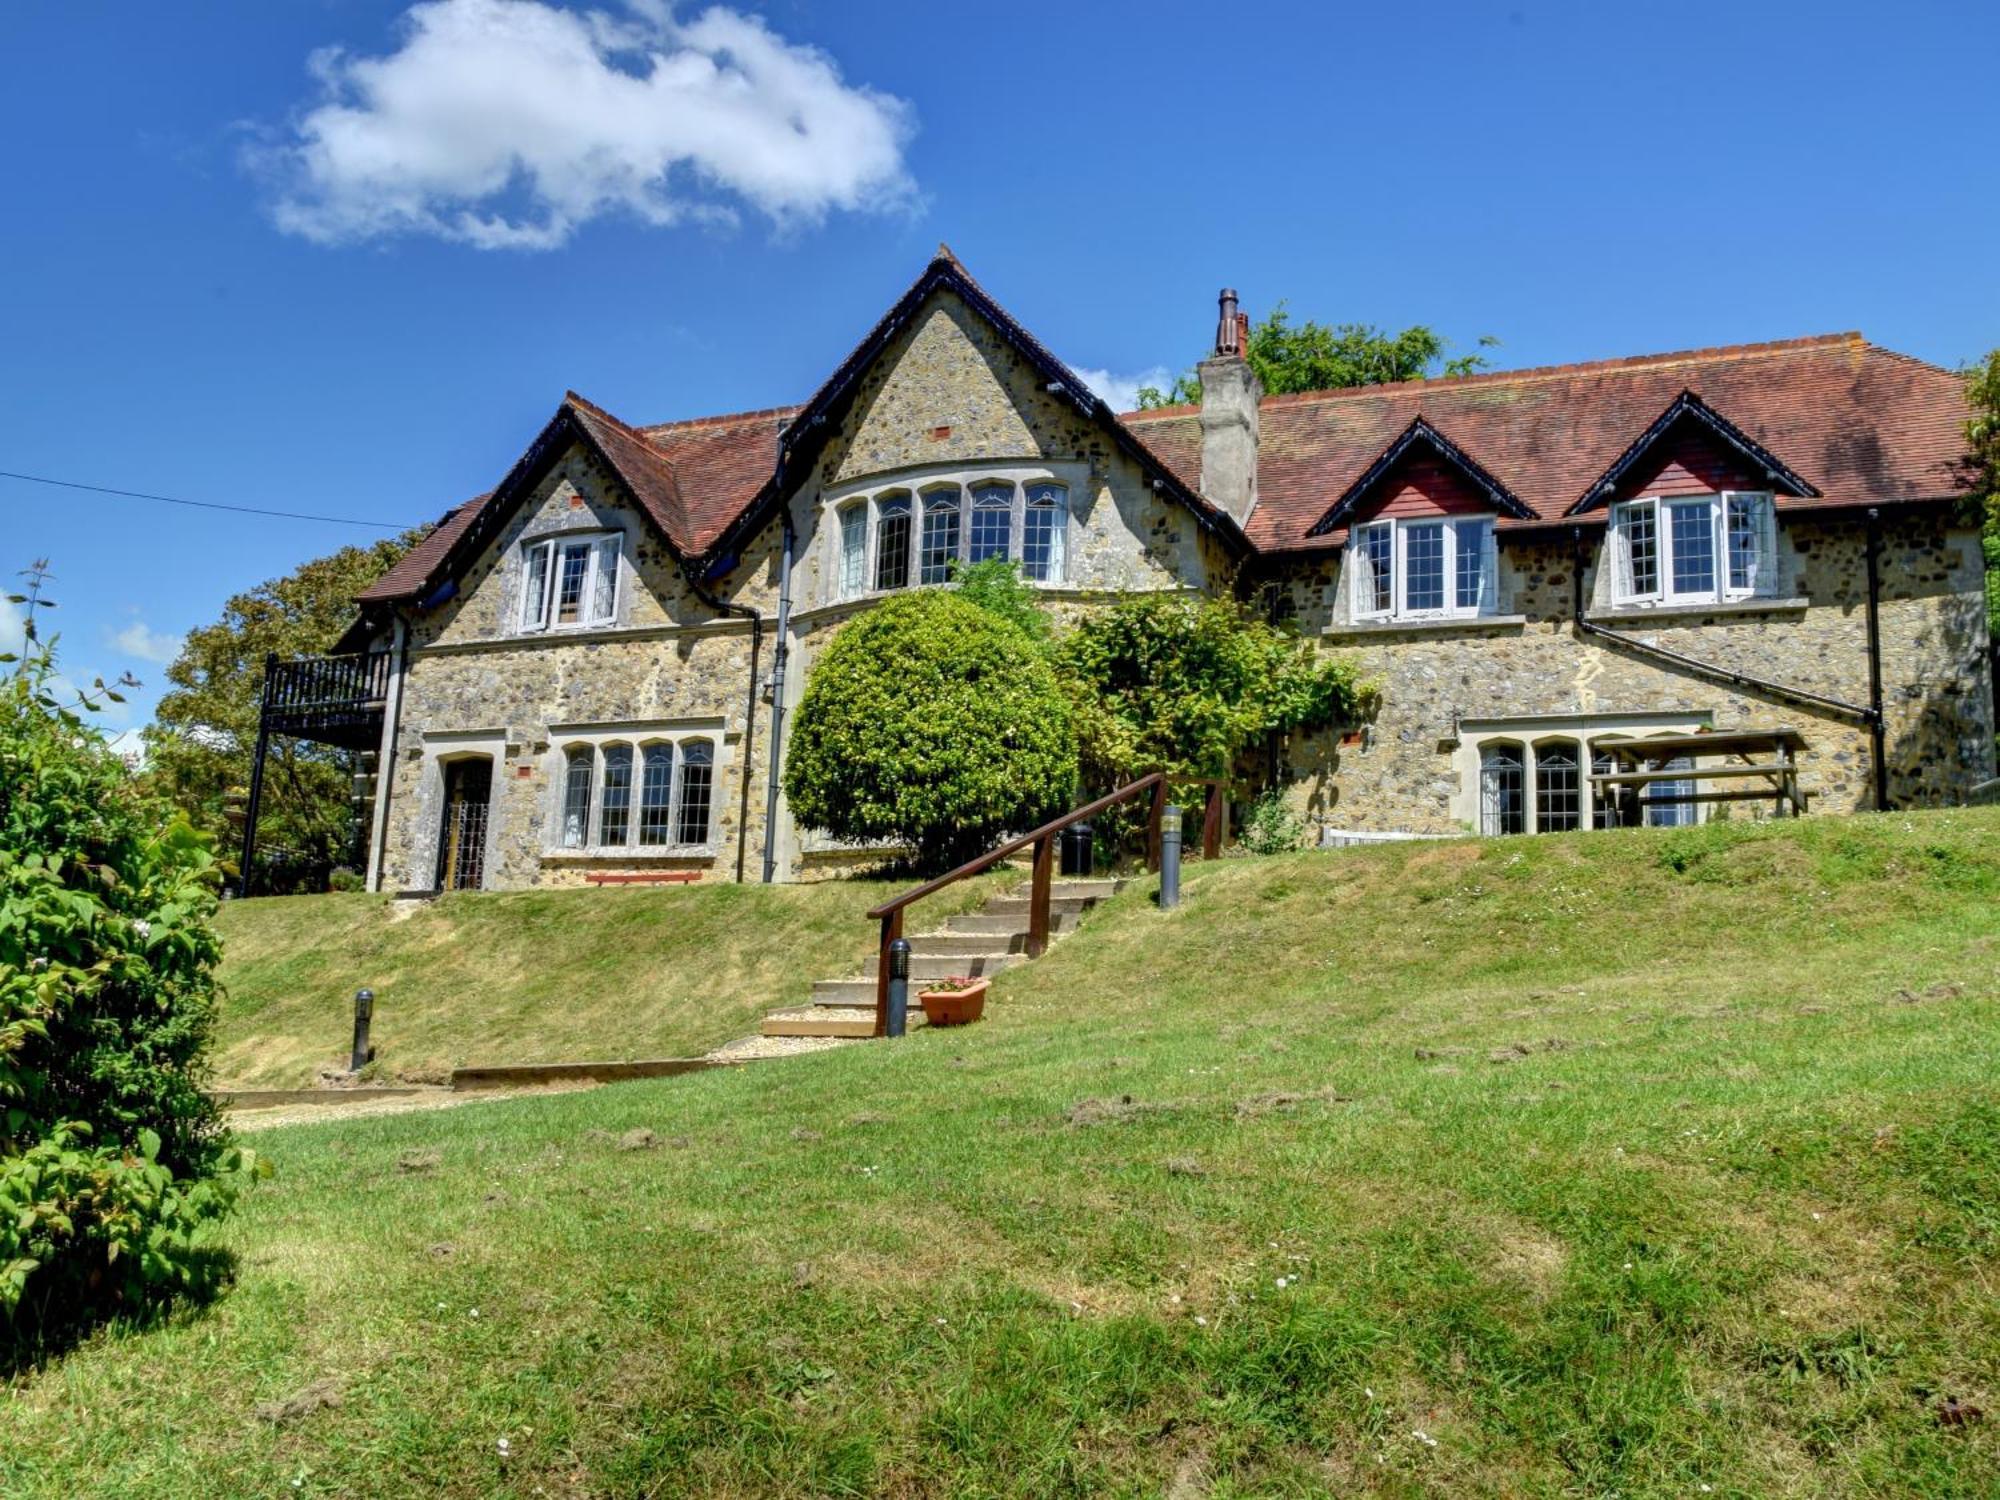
[1059,822,1094,877]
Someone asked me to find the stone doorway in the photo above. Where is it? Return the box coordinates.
[435,757,492,891]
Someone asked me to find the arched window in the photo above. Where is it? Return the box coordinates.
[638,744,675,844]
[874,494,912,591]
[969,482,1014,565]
[837,502,867,599]
[1480,743,1525,836]
[560,747,594,849]
[676,740,715,845]
[597,745,633,846]
[1534,741,1580,833]
[1023,482,1068,582]
[920,489,961,585]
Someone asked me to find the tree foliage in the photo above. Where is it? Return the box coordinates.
[2,572,258,1357]
[1136,303,1496,409]
[144,533,420,890]
[1964,348,2000,637]
[1055,594,1374,790]
[782,591,1077,873]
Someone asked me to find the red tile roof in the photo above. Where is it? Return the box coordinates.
[1118,333,1972,551]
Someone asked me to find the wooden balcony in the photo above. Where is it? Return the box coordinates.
[259,651,390,751]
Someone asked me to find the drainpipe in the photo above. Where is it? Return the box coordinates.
[1864,507,1889,810]
[681,563,762,885]
[760,511,796,883]
[1569,524,1878,728]
[365,610,410,893]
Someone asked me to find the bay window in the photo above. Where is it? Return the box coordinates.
[1351,515,1497,622]
[832,476,1070,599]
[1610,492,1774,606]
[520,533,620,632]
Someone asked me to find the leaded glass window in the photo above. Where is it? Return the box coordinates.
[676,741,714,845]
[969,482,1013,565]
[1480,743,1526,836]
[1022,483,1067,581]
[1534,741,1580,833]
[638,745,675,844]
[920,490,961,585]
[597,745,632,846]
[874,495,912,591]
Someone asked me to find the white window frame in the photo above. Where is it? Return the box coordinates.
[519,531,620,634]
[826,468,1075,602]
[1609,492,1774,608]
[1349,515,1498,623]
[544,724,728,856]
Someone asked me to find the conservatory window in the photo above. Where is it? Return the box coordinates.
[874,495,912,591]
[520,534,619,632]
[1022,483,1068,582]
[1611,493,1773,606]
[920,490,961,585]
[1351,516,1497,622]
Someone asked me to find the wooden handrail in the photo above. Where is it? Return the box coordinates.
[865,771,1228,1036]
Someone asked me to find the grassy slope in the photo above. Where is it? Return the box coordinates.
[210,875,1008,1087]
[6,810,1999,1497]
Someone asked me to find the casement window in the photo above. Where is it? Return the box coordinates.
[1534,742,1581,833]
[833,476,1070,600]
[520,533,619,632]
[1610,493,1775,606]
[1479,743,1526,836]
[551,736,718,852]
[920,490,961,585]
[837,503,867,597]
[874,495,913,591]
[1350,516,1498,622]
[1022,483,1068,582]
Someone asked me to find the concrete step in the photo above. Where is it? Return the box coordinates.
[761,1010,876,1038]
[861,950,1022,980]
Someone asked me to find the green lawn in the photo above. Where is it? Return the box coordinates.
[209,873,1008,1087]
[5,810,1998,1496]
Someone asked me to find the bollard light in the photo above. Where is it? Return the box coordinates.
[885,940,912,1039]
[351,987,375,1073]
[1159,805,1183,910]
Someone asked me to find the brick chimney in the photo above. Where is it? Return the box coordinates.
[1197,288,1261,524]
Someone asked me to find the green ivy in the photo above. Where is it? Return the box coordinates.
[2,581,260,1355]
[783,591,1077,873]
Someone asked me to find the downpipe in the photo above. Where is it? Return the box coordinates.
[760,513,796,883]
[682,563,763,884]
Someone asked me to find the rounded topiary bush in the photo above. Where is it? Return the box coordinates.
[783,591,1077,872]
[2,637,256,1356]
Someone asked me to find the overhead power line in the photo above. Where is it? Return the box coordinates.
[0,468,413,532]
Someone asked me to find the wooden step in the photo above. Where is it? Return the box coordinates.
[980,895,1098,919]
[942,912,1073,937]
[811,979,878,1008]
[901,931,1030,956]
[762,1010,876,1038]
[1010,878,1125,901]
[861,951,1021,980]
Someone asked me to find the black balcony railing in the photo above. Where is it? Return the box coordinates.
[259,650,391,748]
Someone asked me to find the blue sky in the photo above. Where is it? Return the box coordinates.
[3,0,1996,744]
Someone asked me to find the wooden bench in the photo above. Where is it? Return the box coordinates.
[583,871,702,887]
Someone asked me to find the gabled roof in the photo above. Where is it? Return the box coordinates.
[1566,389,1819,515]
[1304,416,1535,537]
[698,245,1244,564]
[1119,333,1973,552]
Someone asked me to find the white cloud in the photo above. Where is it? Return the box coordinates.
[106,729,149,767]
[1074,365,1176,414]
[110,620,184,666]
[0,601,23,659]
[258,0,916,249]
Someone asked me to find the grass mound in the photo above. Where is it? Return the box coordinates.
[210,875,1003,1087]
[5,809,1997,1495]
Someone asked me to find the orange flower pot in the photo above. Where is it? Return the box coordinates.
[917,977,989,1026]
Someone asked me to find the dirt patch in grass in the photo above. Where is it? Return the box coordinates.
[255,1378,343,1426]
[1233,1087,1352,1120]
[1065,1095,1180,1128]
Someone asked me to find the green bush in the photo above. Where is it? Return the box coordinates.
[1238,789,1307,855]
[783,591,1076,872]
[1,616,257,1356]
[951,557,1051,645]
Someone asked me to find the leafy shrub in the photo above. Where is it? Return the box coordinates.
[2,601,257,1356]
[1238,790,1306,855]
[326,866,365,893]
[783,591,1077,872]
[952,558,1051,645]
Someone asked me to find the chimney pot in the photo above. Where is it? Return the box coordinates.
[1214,288,1241,356]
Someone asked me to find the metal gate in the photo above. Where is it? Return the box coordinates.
[436,758,492,891]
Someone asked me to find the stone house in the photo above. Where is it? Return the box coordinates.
[263,248,1990,893]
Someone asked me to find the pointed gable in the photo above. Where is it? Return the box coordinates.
[1305,417,1534,539]
[1567,390,1820,515]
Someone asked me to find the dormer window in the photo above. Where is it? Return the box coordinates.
[1350,515,1497,623]
[520,533,619,632]
[1610,492,1774,606]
